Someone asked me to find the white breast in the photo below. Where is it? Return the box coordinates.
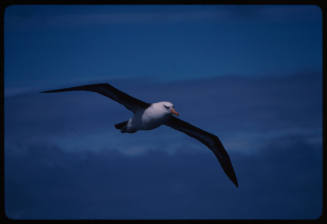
[140,104,170,130]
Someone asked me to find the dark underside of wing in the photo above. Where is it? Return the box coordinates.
[165,116,238,188]
[41,83,150,113]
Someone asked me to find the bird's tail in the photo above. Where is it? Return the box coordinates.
[114,121,128,132]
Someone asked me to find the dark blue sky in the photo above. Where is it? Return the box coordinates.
[4,5,322,220]
[4,5,321,92]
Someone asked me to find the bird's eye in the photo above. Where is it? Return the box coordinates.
[164,105,170,109]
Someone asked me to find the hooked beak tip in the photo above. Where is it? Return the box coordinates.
[171,108,179,116]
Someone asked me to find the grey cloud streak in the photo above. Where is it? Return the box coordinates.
[5,134,322,219]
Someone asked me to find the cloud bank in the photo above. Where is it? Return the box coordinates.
[5,135,322,219]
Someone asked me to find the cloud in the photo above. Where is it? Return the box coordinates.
[5,133,322,219]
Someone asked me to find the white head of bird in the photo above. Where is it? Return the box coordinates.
[152,101,179,117]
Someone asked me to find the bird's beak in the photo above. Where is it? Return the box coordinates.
[170,108,179,116]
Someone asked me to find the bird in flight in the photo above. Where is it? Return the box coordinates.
[42,83,238,187]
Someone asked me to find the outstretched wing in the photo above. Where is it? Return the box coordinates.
[165,116,238,187]
[41,83,150,113]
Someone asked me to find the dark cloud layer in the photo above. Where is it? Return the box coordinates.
[5,134,321,219]
[4,73,322,219]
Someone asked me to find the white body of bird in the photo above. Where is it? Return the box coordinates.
[126,102,178,132]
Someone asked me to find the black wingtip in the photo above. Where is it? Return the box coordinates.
[234,179,239,188]
[228,170,239,188]
[40,83,110,94]
[41,88,74,94]
[212,138,239,188]
[41,89,65,93]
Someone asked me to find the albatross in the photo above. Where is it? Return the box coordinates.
[42,83,238,187]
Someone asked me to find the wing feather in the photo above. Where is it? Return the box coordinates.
[165,116,238,187]
[41,83,150,113]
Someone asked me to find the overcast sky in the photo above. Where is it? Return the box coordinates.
[4,4,322,220]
